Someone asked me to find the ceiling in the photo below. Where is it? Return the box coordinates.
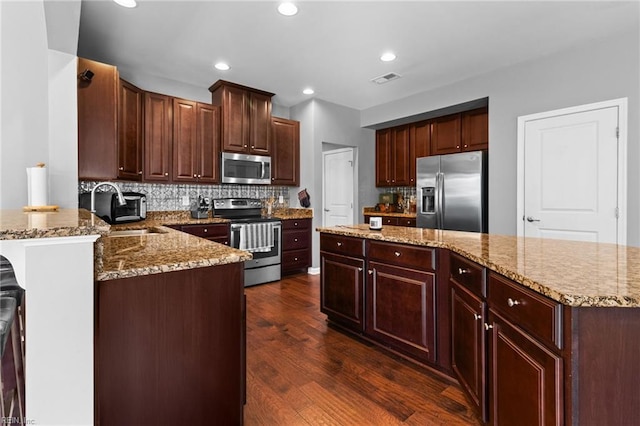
[76,0,639,110]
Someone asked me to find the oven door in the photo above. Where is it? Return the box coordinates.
[230,222,281,268]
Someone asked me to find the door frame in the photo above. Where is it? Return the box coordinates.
[322,147,357,226]
[516,98,628,244]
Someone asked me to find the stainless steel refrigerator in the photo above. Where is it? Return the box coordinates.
[416,150,488,232]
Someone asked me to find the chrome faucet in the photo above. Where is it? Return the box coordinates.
[91,182,126,213]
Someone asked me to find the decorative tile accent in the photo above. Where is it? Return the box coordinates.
[78,181,291,212]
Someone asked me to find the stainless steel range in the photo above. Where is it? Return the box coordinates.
[212,198,281,287]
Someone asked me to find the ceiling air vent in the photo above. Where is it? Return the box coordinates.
[370,72,402,84]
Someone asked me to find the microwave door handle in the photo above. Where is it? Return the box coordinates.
[261,162,266,179]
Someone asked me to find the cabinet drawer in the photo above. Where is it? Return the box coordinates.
[282,249,310,270]
[488,272,562,349]
[449,253,485,297]
[320,234,365,257]
[282,218,311,230]
[382,217,397,226]
[283,229,310,250]
[397,218,416,227]
[180,224,229,238]
[367,241,435,271]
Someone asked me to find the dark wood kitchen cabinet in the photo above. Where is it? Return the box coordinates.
[143,92,172,182]
[409,120,430,184]
[431,108,488,155]
[365,240,437,363]
[462,107,489,152]
[209,80,274,156]
[117,79,144,181]
[271,117,300,186]
[431,113,462,155]
[172,98,220,184]
[375,126,410,187]
[95,263,245,425]
[177,223,230,245]
[77,57,119,180]
[450,253,487,422]
[363,214,416,227]
[320,234,366,333]
[281,218,311,275]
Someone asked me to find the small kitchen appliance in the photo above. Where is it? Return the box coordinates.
[220,152,271,185]
[191,195,210,219]
[79,191,146,224]
[369,217,383,230]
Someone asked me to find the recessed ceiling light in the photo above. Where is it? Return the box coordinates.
[278,2,298,16]
[113,0,137,8]
[380,52,397,62]
[303,88,314,95]
[214,62,230,71]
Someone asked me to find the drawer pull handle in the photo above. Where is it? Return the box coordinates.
[473,313,481,321]
[294,238,298,242]
[507,298,521,307]
[295,257,298,261]
[458,267,471,275]
[337,242,343,247]
[294,222,298,226]
[204,229,207,233]
[394,251,401,257]
[484,323,493,331]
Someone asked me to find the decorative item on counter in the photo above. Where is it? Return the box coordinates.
[24,163,59,212]
[190,195,210,219]
[379,192,397,206]
[396,193,404,213]
[266,196,275,217]
[409,195,416,213]
[369,216,382,230]
[298,188,311,208]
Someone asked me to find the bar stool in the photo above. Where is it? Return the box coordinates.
[0,256,25,423]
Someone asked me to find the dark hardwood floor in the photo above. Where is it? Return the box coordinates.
[244,273,480,425]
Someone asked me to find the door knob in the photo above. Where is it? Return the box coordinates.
[526,216,540,222]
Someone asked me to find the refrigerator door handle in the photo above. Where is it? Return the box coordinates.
[436,172,443,229]
[439,172,445,228]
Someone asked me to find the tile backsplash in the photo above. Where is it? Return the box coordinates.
[78,181,291,211]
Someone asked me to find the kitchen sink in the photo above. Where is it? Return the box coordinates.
[108,227,167,237]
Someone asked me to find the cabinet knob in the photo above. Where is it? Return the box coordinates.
[507,298,521,307]
[473,313,481,321]
[294,238,298,242]
[368,270,373,275]
[394,251,401,257]
[337,242,342,247]
[204,229,208,233]
[164,172,168,176]
[458,267,471,275]
[464,144,468,148]
[119,166,124,171]
[294,222,298,226]
[392,180,395,183]
[295,257,298,261]
[272,178,275,181]
[251,145,255,149]
[138,170,143,175]
[484,323,493,331]
[193,174,197,178]
[198,174,202,178]
[244,145,248,148]
[456,145,460,149]
[357,267,363,272]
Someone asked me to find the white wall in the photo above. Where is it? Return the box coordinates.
[291,98,376,268]
[361,28,640,245]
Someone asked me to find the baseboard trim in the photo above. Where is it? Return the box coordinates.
[307,267,320,275]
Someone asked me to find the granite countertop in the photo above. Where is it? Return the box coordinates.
[363,207,416,218]
[0,209,110,240]
[317,224,640,308]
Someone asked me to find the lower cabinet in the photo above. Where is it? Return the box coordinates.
[487,309,563,426]
[366,261,436,363]
[281,218,312,275]
[363,214,416,227]
[176,223,230,245]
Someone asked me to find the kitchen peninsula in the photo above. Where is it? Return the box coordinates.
[317,224,640,425]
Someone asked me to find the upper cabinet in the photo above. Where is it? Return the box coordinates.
[77,58,118,180]
[271,117,300,186]
[117,79,144,181]
[209,80,274,156]
[376,106,488,186]
[172,98,220,184]
[143,92,172,182]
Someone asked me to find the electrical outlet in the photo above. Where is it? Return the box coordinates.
[278,195,284,204]
[181,195,190,206]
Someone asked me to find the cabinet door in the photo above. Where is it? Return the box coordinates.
[392,126,411,186]
[375,129,392,186]
[143,92,172,182]
[249,92,272,155]
[117,79,143,180]
[488,310,563,426]
[172,98,198,182]
[271,117,300,186]
[320,251,365,332]
[409,121,430,184]
[462,107,488,152]
[366,261,436,362]
[196,103,220,183]
[221,85,249,153]
[451,283,487,421]
[77,57,118,180]
[431,113,462,155]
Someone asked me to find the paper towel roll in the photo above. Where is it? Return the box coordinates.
[26,165,48,207]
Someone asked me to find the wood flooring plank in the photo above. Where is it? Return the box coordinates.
[243,273,479,425]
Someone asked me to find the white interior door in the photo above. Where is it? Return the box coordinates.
[323,148,354,227]
[517,99,627,244]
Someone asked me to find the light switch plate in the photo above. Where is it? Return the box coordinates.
[181,195,190,206]
[278,195,284,204]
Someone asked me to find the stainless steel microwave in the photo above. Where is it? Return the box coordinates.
[221,152,271,185]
